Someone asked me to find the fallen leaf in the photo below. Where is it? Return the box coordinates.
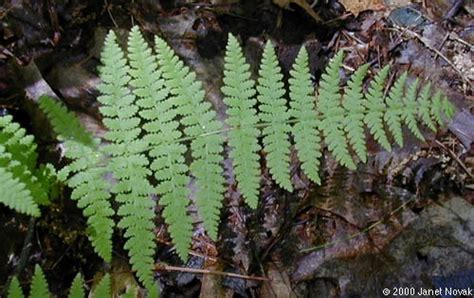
[339,0,385,16]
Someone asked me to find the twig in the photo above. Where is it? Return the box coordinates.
[155,264,270,281]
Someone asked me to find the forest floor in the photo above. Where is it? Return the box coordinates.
[1,0,473,297]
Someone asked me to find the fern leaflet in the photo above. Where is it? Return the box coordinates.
[155,32,225,242]
[67,273,85,298]
[92,274,110,298]
[364,65,392,151]
[385,72,407,146]
[257,41,293,191]
[289,47,322,184]
[29,265,50,298]
[8,277,24,298]
[222,33,261,208]
[416,82,435,131]
[402,78,424,140]
[317,51,356,169]
[39,97,114,262]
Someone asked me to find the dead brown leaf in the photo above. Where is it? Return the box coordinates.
[339,0,385,16]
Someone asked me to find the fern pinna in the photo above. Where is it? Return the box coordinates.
[0,115,54,217]
[39,96,115,264]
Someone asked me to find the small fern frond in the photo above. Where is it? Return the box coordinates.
[343,63,369,163]
[364,65,391,151]
[92,274,110,298]
[402,79,424,140]
[67,273,85,298]
[222,34,261,208]
[289,47,322,184]
[257,41,293,191]
[155,33,225,241]
[29,265,50,298]
[385,72,407,147]
[8,277,24,298]
[39,97,114,262]
[99,30,156,290]
[317,51,356,169]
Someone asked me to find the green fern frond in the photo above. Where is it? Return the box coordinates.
[222,33,261,208]
[317,51,356,169]
[92,274,110,298]
[289,47,322,184]
[29,265,50,298]
[364,65,391,151]
[402,79,424,140]
[67,273,85,298]
[155,33,225,241]
[385,72,407,147]
[257,41,293,191]
[39,97,114,262]
[343,63,369,163]
[98,30,156,290]
[8,277,24,298]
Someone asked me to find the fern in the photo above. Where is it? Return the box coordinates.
[8,277,24,298]
[0,115,54,216]
[402,78,424,141]
[364,65,392,151]
[67,273,85,298]
[222,33,261,208]
[317,51,356,169]
[37,28,456,292]
[342,64,370,163]
[98,30,156,292]
[92,274,110,298]
[39,97,114,263]
[29,265,50,298]
[155,33,223,247]
[418,82,437,131]
[385,72,408,147]
[257,41,293,191]
[289,47,322,184]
